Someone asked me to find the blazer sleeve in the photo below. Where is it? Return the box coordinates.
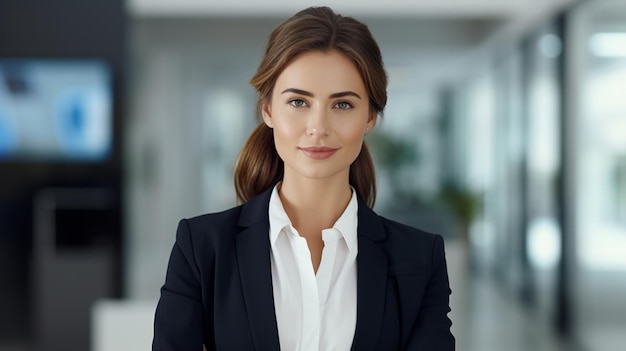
[405,235,455,350]
[153,219,212,351]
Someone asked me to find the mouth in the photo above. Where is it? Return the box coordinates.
[299,146,339,160]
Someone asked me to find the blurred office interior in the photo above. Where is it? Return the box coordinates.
[0,0,625,350]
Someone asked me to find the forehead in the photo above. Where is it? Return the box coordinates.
[274,50,367,94]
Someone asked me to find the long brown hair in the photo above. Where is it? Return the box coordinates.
[234,6,388,208]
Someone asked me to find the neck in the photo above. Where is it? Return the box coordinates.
[278,173,352,234]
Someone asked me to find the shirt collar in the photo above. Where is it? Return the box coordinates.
[268,184,359,253]
[268,185,293,246]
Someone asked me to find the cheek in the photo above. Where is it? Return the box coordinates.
[340,130,365,160]
[272,121,299,145]
[346,132,364,147]
[338,123,366,146]
[271,120,304,158]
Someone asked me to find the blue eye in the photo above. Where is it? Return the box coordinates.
[289,99,307,108]
[335,101,353,110]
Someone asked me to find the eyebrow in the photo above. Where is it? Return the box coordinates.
[280,88,361,99]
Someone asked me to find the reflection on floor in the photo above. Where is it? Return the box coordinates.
[446,239,568,351]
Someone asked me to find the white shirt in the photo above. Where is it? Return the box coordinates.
[268,185,358,351]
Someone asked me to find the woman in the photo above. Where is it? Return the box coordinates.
[153,6,454,351]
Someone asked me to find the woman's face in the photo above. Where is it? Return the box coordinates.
[262,50,376,183]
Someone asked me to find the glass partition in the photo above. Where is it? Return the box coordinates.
[569,1,626,349]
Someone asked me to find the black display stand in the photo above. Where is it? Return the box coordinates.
[31,188,117,351]
[0,1,126,349]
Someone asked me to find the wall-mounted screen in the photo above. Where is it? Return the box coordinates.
[0,59,112,161]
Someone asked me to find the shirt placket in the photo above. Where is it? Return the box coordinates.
[316,229,340,310]
[289,227,320,351]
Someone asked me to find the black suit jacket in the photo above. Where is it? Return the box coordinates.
[153,188,454,350]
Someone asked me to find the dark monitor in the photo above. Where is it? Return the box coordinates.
[0,59,112,162]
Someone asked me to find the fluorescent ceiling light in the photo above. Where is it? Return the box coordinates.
[589,33,626,57]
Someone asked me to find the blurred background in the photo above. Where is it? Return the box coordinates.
[0,0,625,350]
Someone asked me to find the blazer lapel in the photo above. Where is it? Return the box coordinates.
[236,188,281,350]
[351,201,388,351]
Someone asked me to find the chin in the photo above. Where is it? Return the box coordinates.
[294,166,348,181]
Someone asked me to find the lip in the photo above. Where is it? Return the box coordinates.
[299,146,339,160]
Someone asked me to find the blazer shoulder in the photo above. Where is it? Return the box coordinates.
[376,215,445,265]
[178,187,272,251]
[177,205,245,249]
[186,205,243,231]
[378,215,440,243]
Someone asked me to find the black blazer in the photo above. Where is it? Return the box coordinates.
[153,187,455,350]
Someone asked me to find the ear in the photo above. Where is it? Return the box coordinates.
[365,111,377,133]
[262,101,273,128]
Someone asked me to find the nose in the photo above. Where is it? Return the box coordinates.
[306,109,329,137]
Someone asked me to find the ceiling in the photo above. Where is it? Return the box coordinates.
[128,0,577,90]
[128,0,574,19]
